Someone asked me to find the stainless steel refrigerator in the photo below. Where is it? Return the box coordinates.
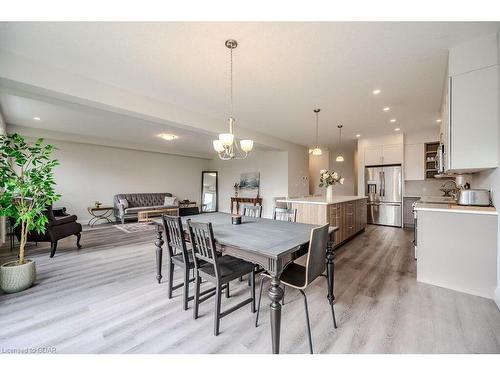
[365,165,402,227]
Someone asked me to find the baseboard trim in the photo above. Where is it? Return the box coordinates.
[495,287,500,311]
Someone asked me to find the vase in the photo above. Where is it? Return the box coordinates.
[0,259,36,293]
[326,185,334,202]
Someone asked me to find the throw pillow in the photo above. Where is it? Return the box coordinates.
[164,196,178,207]
[119,198,129,209]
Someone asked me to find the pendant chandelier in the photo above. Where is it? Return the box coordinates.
[213,39,254,160]
[310,108,322,156]
[335,124,344,162]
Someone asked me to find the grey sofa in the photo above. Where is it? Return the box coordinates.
[113,193,178,224]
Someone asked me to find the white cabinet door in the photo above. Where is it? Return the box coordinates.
[364,146,383,166]
[405,143,424,180]
[382,144,403,165]
[450,65,498,171]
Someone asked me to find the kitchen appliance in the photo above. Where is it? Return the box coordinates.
[365,165,402,227]
[457,189,492,206]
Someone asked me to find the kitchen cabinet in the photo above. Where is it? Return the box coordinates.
[404,143,425,180]
[448,65,498,171]
[364,144,402,166]
[441,34,498,173]
[364,146,383,166]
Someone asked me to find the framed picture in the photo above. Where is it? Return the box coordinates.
[239,172,260,198]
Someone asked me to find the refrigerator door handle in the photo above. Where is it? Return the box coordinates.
[380,171,385,197]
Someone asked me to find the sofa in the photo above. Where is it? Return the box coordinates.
[113,193,178,224]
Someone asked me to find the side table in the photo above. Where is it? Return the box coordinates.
[87,206,114,227]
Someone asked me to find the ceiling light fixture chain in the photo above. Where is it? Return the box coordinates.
[311,108,322,156]
[336,124,345,162]
[213,39,253,160]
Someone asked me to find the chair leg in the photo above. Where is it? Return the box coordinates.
[225,283,230,298]
[330,300,337,329]
[250,271,256,313]
[193,274,201,319]
[183,267,190,310]
[167,260,174,299]
[76,233,82,249]
[214,285,222,336]
[282,285,286,305]
[239,276,243,282]
[255,277,265,327]
[299,290,313,354]
[50,241,58,258]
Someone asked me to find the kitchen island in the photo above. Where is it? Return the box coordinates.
[277,196,367,247]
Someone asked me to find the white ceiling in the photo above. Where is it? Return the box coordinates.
[0,22,499,149]
[0,92,224,158]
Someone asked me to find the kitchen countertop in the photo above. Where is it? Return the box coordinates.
[414,202,498,216]
[277,195,367,205]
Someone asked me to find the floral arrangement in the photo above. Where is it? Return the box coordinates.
[319,169,344,187]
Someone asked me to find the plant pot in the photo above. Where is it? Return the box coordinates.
[0,259,36,293]
[326,185,334,202]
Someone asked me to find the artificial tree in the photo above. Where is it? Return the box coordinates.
[0,133,60,264]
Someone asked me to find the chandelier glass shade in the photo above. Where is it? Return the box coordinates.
[213,39,254,160]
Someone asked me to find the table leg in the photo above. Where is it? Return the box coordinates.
[326,240,335,303]
[268,275,284,354]
[155,226,164,284]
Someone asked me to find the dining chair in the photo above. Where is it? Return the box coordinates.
[242,204,262,218]
[255,223,336,354]
[187,220,256,336]
[272,207,297,222]
[273,197,288,209]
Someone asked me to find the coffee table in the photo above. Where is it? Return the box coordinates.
[137,207,179,223]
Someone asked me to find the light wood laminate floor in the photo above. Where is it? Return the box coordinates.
[1,224,499,354]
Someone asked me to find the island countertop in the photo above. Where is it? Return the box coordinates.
[276,195,367,206]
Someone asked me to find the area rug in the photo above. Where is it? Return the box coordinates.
[113,222,156,234]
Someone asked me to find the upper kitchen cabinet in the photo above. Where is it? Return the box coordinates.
[442,34,499,173]
[404,143,425,180]
[364,144,402,166]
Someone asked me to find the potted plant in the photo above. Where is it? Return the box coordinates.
[0,134,60,293]
[319,169,344,202]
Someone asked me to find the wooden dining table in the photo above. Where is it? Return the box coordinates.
[152,212,338,354]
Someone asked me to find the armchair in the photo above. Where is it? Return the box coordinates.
[12,206,82,258]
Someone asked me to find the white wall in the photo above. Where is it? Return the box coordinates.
[329,141,356,196]
[309,150,329,196]
[23,137,210,222]
[208,150,289,219]
[287,146,310,198]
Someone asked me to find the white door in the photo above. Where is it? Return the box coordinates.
[404,143,424,180]
[364,146,383,166]
[382,144,403,165]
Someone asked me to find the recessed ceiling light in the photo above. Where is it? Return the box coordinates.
[394,128,400,131]
[372,89,381,95]
[383,107,390,112]
[33,117,41,121]
[158,133,178,141]
[436,119,442,123]
[356,134,361,138]
[390,118,397,123]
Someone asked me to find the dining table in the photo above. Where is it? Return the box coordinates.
[152,212,338,354]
